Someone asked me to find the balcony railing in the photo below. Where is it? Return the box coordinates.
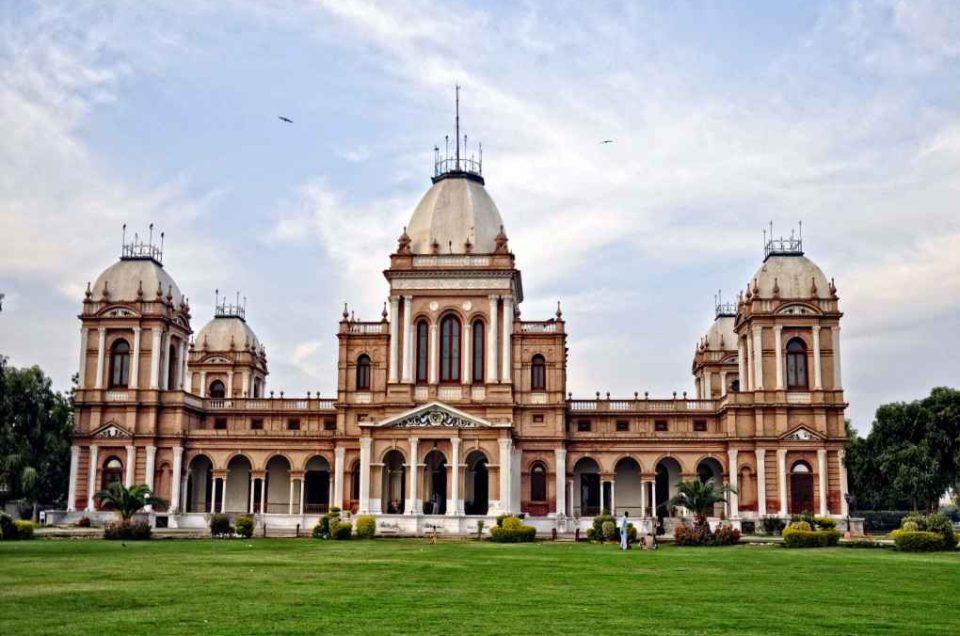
[204,397,336,411]
[568,398,716,413]
[347,322,386,335]
[520,321,559,333]
[412,255,492,268]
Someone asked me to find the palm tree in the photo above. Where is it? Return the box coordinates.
[669,478,736,527]
[95,483,165,521]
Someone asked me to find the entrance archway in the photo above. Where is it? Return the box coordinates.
[422,450,447,515]
[613,458,643,517]
[696,457,725,518]
[573,457,600,516]
[265,455,292,514]
[464,450,488,515]
[381,450,406,514]
[186,455,213,513]
[655,457,682,518]
[790,460,814,514]
[304,456,330,514]
[224,455,252,513]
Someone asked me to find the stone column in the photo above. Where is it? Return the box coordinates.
[388,296,400,383]
[755,449,767,517]
[407,437,420,514]
[720,370,728,397]
[299,478,306,515]
[487,295,499,383]
[94,328,107,389]
[839,449,849,517]
[359,437,372,514]
[501,296,513,383]
[248,476,255,514]
[199,370,207,398]
[703,370,713,399]
[817,448,828,516]
[567,480,574,517]
[774,325,784,390]
[727,449,739,517]
[333,446,346,510]
[180,339,189,389]
[498,437,512,514]
[610,480,616,515]
[223,479,230,514]
[130,327,141,389]
[777,448,788,516]
[401,295,414,383]
[599,479,605,514]
[812,325,823,390]
[832,326,842,390]
[554,448,566,516]
[67,445,80,511]
[650,480,657,517]
[745,334,754,391]
[241,371,249,397]
[288,479,295,514]
[150,328,162,389]
[448,437,462,515]
[226,371,234,399]
[209,478,218,514]
[144,446,157,511]
[738,337,748,391]
[640,479,648,516]
[461,320,472,384]
[752,325,764,390]
[160,331,170,390]
[170,446,183,513]
[125,445,136,487]
[257,478,265,514]
[428,322,439,384]
[78,327,89,389]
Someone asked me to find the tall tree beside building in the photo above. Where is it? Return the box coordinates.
[0,356,74,517]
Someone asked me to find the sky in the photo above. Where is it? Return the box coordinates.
[1,0,959,432]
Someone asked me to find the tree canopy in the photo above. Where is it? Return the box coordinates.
[845,387,960,511]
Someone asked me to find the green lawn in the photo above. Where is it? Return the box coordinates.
[2,539,959,634]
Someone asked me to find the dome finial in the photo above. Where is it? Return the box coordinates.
[495,225,509,254]
[397,226,411,255]
[342,303,349,320]
[555,300,563,320]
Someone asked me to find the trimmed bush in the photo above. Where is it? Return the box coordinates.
[331,521,352,540]
[355,515,376,539]
[0,513,16,540]
[893,513,956,551]
[813,516,837,530]
[712,525,741,546]
[14,520,35,540]
[590,514,615,542]
[782,528,841,548]
[104,520,152,541]
[891,530,946,552]
[674,523,741,547]
[601,521,616,541]
[788,520,812,532]
[235,515,255,538]
[76,516,92,528]
[489,516,537,543]
[311,523,324,539]
[790,512,815,527]
[900,520,919,532]
[625,523,638,544]
[209,513,233,537]
[761,516,786,536]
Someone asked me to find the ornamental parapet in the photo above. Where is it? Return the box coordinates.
[202,397,337,412]
[567,398,716,413]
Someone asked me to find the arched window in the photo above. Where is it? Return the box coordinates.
[253,377,262,398]
[440,315,461,382]
[530,462,547,502]
[531,354,546,391]
[356,354,371,390]
[167,342,178,389]
[471,319,485,383]
[109,339,130,388]
[209,380,226,399]
[786,338,808,389]
[101,457,124,491]
[415,320,429,383]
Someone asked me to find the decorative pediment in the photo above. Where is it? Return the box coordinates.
[776,303,820,316]
[98,305,140,318]
[91,421,133,439]
[365,402,509,429]
[781,426,822,442]
[203,355,232,364]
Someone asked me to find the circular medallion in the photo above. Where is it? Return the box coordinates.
[462,301,473,311]
[429,301,439,312]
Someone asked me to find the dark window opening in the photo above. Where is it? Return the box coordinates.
[287,418,301,431]
[531,354,546,391]
[786,338,809,389]
[655,420,668,432]
[694,419,707,432]
[440,315,461,382]
[472,319,485,383]
[616,419,629,432]
[530,463,547,502]
[415,320,429,383]
[109,339,131,388]
[577,419,591,432]
[214,418,227,430]
[356,354,371,390]
[250,418,263,430]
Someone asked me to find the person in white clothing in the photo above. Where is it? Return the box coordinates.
[618,512,629,550]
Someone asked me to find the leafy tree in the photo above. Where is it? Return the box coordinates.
[669,478,735,526]
[95,483,165,521]
[0,356,74,518]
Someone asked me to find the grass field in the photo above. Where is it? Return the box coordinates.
[2,539,959,634]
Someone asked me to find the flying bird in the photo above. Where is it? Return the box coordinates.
[600,139,613,144]
[278,116,293,123]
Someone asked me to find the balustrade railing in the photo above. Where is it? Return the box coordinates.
[204,397,336,411]
[568,398,716,412]
[347,322,386,335]
[520,321,559,333]
[412,255,492,268]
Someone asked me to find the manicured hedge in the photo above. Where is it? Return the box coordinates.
[104,520,152,541]
[355,515,376,539]
[0,513,16,540]
[489,516,536,543]
[13,520,35,540]
[891,530,945,552]
[674,523,741,547]
[760,516,786,535]
[209,514,233,537]
[235,515,255,538]
[892,514,956,551]
[782,528,841,548]
[331,521,352,540]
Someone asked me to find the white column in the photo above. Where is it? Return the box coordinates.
[839,449,849,517]
[407,437,420,514]
[752,325,764,390]
[720,371,728,397]
[248,476,255,513]
[125,445,136,487]
[812,325,823,390]
[180,339,188,389]
[199,370,207,398]
[777,448,788,516]
[599,479,606,514]
[610,480,616,515]
[128,327,141,389]
[257,479,265,514]
[448,437,462,515]
[288,479,295,515]
[241,371,249,397]
[78,327,89,389]
[298,478,305,515]
[554,448,566,516]
[832,326,842,390]
[486,295,499,383]
[755,449,767,517]
[498,437,513,514]
[210,478,218,514]
[170,446,183,513]
[226,371,234,399]
[333,446,345,510]
[703,370,713,399]
[388,296,400,383]
[359,437,372,514]
[144,445,157,511]
[817,448,828,516]
[738,337,748,391]
[745,335,754,391]
[650,480,657,517]
[160,331,171,390]
[428,323,439,384]
[461,320,471,384]
[401,295,414,383]
[640,479,648,516]
[727,449,739,517]
[67,445,80,511]
[774,325,784,390]
[150,328,162,389]
[222,479,229,514]
[501,296,513,383]
[94,328,107,389]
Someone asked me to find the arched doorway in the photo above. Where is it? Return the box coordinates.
[422,449,447,515]
[464,450,488,515]
[266,455,292,514]
[304,456,330,514]
[209,379,226,398]
[225,455,252,513]
[614,458,643,517]
[381,450,406,514]
[655,458,682,518]
[696,457,725,518]
[790,460,814,514]
[101,456,124,491]
[186,455,213,513]
[573,457,600,516]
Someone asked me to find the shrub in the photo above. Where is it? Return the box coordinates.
[104,520,152,541]
[896,513,956,550]
[0,513,16,541]
[626,523,638,544]
[740,520,756,535]
[713,524,741,546]
[331,521,352,540]
[891,530,947,552]
[315,509,343,539]
[590,514,615,542]
[312,523,324,539]
[843,538,887,549]
[209,513,233,537]
[14,520,35,540]
[234,515,255,538]
[901,520,919,532]
[814,516,837,530]
[788,520,812,532]
[355,515,376,539]
[601,521,616,541]
[790,511,815,527]
[489,516,536,543]
[782,528,841,548]
[761,516,786,535]
[77,516,92,528]
[921,514,956,550]
[674,523,741,547]
[586,527,597,541]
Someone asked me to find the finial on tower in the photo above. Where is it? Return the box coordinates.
[433,85,484,184]
[121,223,164,264]
[763,220,804,260]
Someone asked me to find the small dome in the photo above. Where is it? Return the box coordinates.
[406,176,504,254]
[704,315,736,351]
[196,316,261,352]
[93,258,183,305]
[751,255,831,300]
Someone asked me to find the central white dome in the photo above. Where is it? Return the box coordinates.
[406,176,504,254]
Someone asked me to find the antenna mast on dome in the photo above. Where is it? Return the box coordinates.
[763,220,804,261]
[433,85,484,185]
[215,289,246,321]
[120,223,164,264]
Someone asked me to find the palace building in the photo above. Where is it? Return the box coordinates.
[58,115,852,536]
